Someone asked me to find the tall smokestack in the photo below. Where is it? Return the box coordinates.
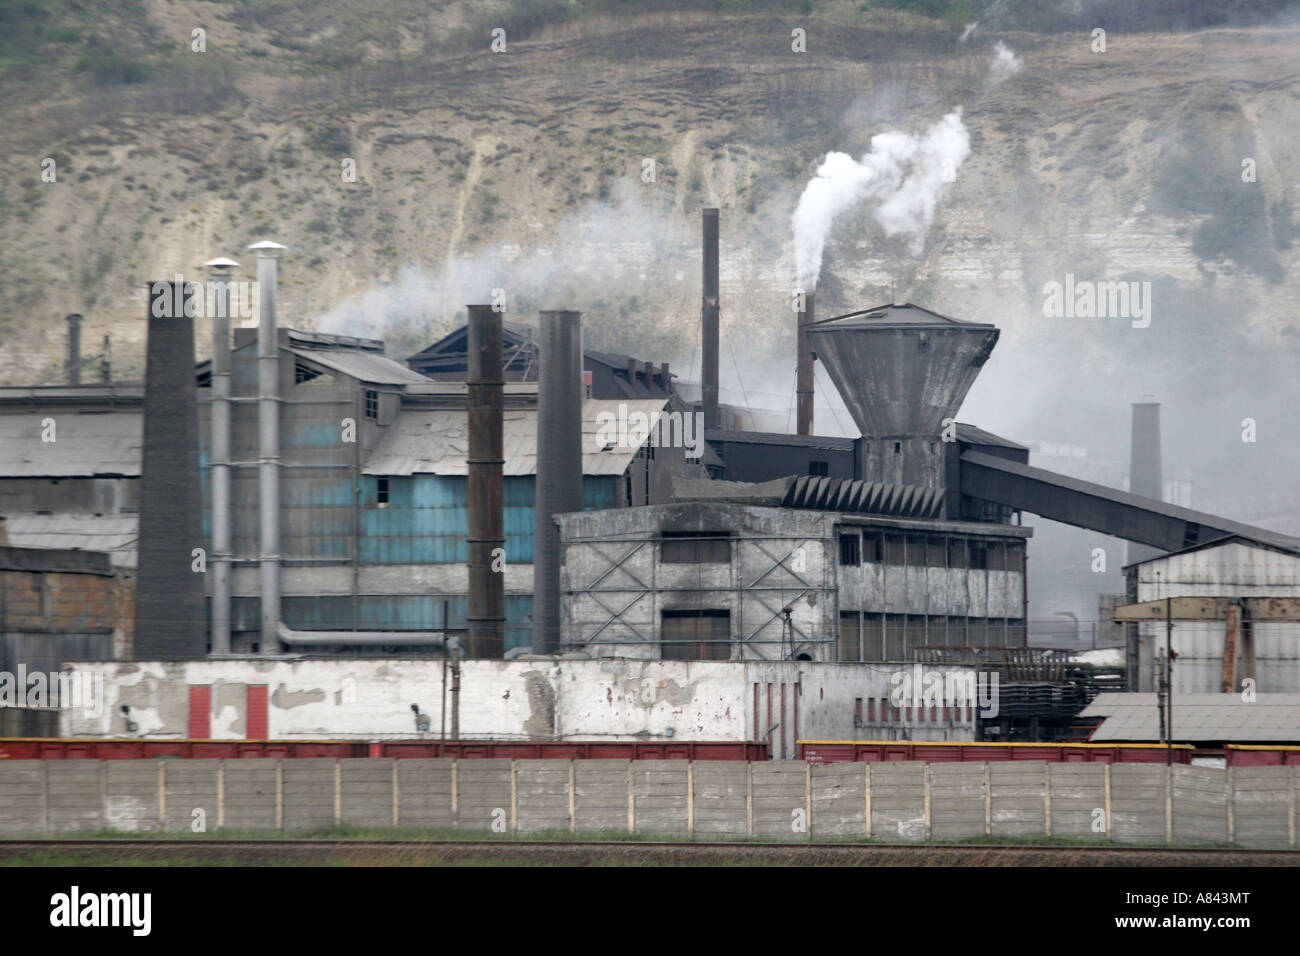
[467,304,506,659]
[65,314,82,385]
[206,256,239,656]
[701,208,720,432]
[134,281,205,658]
[533,310,583,655]
[249,239,286,655]
[796,292,814,435]
[1127,401,1164,565]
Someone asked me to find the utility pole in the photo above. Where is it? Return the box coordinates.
[1165,594,1173,766]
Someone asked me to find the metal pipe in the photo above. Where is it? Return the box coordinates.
[65,314,82,385]
[797,291,814,435]
[701,208,720,431]
[275,622,462,650]
[1127,401,1163,565]
[250,240,286,655]
[467,304,505,659]
[101,334,111,383]
[205,257,239,656]
[533,310,583,654]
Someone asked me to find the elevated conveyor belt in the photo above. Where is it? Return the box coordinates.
[959,450,1300,555]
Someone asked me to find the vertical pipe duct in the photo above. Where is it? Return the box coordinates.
[533,310,583,654]
[134,281,205,658]
[1127,401,1164,565]
[796,292,814,435]
[205,256,239,656]
[101,334,111,383]
[249,239,286,655]
[467,304,505,659]
[65,314,82,385]
[701,207,720,432]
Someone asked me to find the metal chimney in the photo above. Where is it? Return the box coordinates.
[533,310,583,655]
[249,239,286,655]
[205,256,239,656]
[467,304,506,659]
[134,281,206,658]
[701,208,720,431]
[65,314,82,385]
[1127,401,1164,565]
[796,293,814,435]
[101,334,111,383]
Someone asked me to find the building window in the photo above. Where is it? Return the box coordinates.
[661,531,730,564]
[838,533,861,566]
[969,542,988,570]
[661,610,730,660]
[376,477,390,507]
[893,441,902,454]
[884,533,906,565]
[364,389,379,420]
[809,460,829,476]
[838,611,860,661]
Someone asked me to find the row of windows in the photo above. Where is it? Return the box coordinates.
[837,612,1027,662]
[838,531,1024,572]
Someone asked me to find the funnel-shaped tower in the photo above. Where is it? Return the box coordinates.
[806,303,998,491]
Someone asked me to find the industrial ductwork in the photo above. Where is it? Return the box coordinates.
[206,256,238,656]
[134,280,206,659]
[533,309,583,654]
[467,304,505,658]
[249,239,286,655]
[275,623,462,652]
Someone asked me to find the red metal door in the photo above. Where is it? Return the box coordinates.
[188,685,211,739]
[246,685,268,739]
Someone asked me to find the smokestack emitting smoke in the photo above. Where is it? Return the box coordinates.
[791,111,970,290]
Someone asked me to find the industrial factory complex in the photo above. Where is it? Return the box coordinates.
[3,208,1300,792]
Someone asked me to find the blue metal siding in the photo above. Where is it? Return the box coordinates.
[359,475,618,565]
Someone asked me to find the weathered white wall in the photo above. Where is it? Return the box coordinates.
[1134,541,1300,693]
[59,659,980,748]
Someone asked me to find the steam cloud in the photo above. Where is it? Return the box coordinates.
[791,110,971,290]
[990,41,1023,81]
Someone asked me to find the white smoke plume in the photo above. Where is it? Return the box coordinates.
[990,41,1023,81]
[790,110,970,290]
[959,21,979,43]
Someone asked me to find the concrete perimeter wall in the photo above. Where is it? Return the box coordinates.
[0,759,1295,846]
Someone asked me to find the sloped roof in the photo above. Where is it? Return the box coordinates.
[288,347,429,385]
[362,399,669,477]
[811,302,997,330]
[0,411,141,477]
[1,514,138,568]
[1083,693,1300,742]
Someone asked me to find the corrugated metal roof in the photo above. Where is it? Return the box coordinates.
[704,429,856,451]
[288,347,430,385]
[2,513,137,568]
[954,422,1027,451]
[363,399,668,477]
[0,411,141,476]
[1083,692,1300,742]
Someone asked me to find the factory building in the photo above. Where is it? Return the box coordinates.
[195,325,698,656]
[558,496,1029,663]
[1123,535,1300,695]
